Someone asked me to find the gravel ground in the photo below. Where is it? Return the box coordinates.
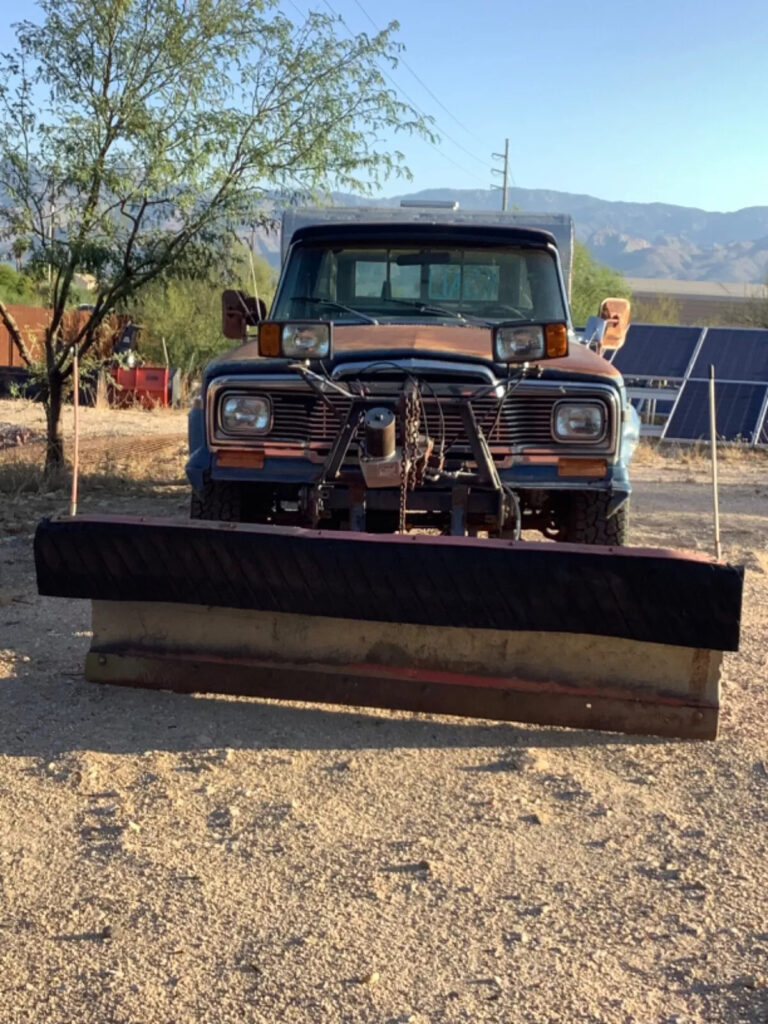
[0,397,187,445]
[0,406,767,1024]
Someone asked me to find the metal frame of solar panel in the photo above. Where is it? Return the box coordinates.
[661,327,768,445]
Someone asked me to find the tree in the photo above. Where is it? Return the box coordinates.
[11,235,30,272]
[129,248,277,378]
[0,0,431,472]
[570,243,632,327]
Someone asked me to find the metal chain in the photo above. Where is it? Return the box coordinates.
[399,382,422,533]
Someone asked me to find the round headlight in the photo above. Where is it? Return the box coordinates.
[554,402,605,441]
[220,394,271,433]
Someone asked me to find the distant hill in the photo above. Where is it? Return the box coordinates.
[314,188,768,284]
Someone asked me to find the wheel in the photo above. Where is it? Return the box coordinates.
[562,492,629,546]
[190,479,244,522]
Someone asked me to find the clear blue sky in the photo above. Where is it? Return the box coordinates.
[2,0,766,212]
[312,0,768,212]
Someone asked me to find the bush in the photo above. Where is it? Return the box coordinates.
[570,243,631,326]
[0,263,40,305]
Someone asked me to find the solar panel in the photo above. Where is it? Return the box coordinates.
[689,327,768,383]
[612,324,703,379]
[664,381,768,443]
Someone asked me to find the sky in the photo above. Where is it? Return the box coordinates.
[1,0,766,212]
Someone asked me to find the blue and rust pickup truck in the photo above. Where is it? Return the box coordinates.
[187,204,638,542]
[37,204,743,741]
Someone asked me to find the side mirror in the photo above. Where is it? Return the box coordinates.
[221,290,267,340]
[598,297,631,351]
[583,316,607,349]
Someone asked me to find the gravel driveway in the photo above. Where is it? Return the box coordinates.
[1,422,766,1024]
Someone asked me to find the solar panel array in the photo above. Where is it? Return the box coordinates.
[612,323,768,445]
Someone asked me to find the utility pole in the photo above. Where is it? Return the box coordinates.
[491,138,510,212]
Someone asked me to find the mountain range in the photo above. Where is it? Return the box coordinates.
[256,187,768,284]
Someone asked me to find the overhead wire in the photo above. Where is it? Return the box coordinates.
[282,0,490,185]
[349,0,485,148]
[320,0,489,173]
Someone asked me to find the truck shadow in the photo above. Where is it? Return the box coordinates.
[1,658,670,760]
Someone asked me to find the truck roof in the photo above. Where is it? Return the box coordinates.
[289,221,558,250]
[281,207,575,294]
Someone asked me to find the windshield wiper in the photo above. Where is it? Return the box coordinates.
[382,297,491,326]
[291,296,378,325]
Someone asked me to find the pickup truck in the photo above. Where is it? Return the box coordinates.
[186,205,638,543]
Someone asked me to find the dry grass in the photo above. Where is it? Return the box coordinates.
[0,435,188,534]
[633,437,768,469]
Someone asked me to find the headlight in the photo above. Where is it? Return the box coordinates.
[553,402,606,441]
[220,394,271,433]
[259,321,332,359]
[282,323,330,359]
[495,325,545,362]
[493,322,568,362]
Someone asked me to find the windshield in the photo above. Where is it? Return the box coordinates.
[272,244,567,324]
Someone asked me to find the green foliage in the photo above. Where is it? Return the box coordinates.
[0,263,40,305]
[570,243,631,326]
[631,294,682,325]
[0,0,431,469]
[131,251,277,377]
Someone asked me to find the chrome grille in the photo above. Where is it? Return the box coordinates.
[266,391,562,449]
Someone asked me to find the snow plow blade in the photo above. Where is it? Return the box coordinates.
[34,515,744,740]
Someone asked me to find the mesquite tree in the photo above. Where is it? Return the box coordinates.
[0,0,430,472]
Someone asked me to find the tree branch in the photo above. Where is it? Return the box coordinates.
[0,298,35,366]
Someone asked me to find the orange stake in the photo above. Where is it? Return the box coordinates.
[70,347,79,517]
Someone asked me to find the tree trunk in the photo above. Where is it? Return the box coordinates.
[44,369,65,475]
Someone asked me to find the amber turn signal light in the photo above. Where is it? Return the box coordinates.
[258,322,281,357]
[545,323,569,358]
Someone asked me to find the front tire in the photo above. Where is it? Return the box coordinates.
[562,492,629,546]
[190,479,244,522]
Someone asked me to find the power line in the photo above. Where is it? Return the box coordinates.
[317,0,490,183]
[349,0,485,147]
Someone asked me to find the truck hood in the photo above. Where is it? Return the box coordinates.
[218,323,620,379]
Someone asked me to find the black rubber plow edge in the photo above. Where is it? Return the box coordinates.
[34,515,744,652]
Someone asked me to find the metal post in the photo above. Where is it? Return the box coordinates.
[708,365,721,561]
[501,138,509,211]
[70,347,80,518]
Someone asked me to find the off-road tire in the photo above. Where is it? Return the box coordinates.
[563,492,629,546]
[190,479,244,522]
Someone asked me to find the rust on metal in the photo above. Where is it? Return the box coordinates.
[85,650,717,740]
[83,599,724,740]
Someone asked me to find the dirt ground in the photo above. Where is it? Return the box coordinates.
[1,399,767,1024]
